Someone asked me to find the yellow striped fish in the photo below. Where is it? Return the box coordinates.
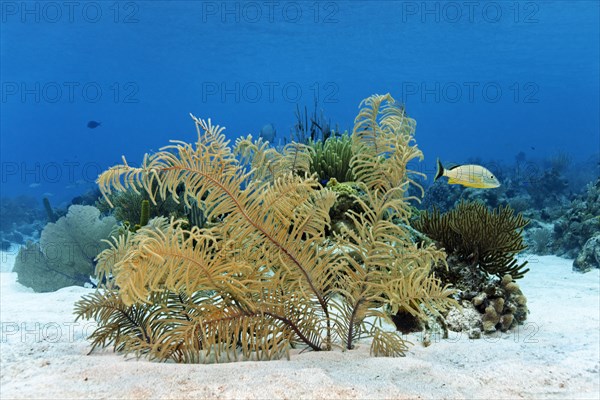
[435,159,500,189]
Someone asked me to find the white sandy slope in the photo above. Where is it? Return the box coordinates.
[0,251,598,400]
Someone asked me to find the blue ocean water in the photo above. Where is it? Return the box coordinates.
[1,1,598,204]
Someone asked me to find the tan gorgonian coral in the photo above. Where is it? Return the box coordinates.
[234,135,313,183]
[351,94,425,199]
[75,94,456,363]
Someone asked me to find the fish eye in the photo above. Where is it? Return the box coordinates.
[490,175,494,179]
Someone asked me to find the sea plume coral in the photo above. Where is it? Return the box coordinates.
[75,95,456,363]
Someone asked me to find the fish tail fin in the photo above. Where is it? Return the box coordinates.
[434,158,444,181]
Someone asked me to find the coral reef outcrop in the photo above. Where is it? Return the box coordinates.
[413,200,530,338]
[551,179,600,258]
[573,233,600,272]
[439,256,528,337]
[0,196,45,244]
[75,95,457,363]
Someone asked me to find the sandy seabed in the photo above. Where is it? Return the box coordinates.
[0,251,598,400]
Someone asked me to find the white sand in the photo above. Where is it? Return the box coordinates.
[1,252,598,399]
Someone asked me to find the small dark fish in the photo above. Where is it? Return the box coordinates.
[531,146,536,150]
[87,120,102,129]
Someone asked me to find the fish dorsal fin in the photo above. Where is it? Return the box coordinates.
[447,164,460,170]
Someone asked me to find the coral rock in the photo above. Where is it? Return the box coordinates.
[492,298,505,314]
[472,292,487,306]
[483,305,500,332]
[505,282,520,294]
[573,233,600,273]
[500,314,514,331]
[445,302,482,338]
